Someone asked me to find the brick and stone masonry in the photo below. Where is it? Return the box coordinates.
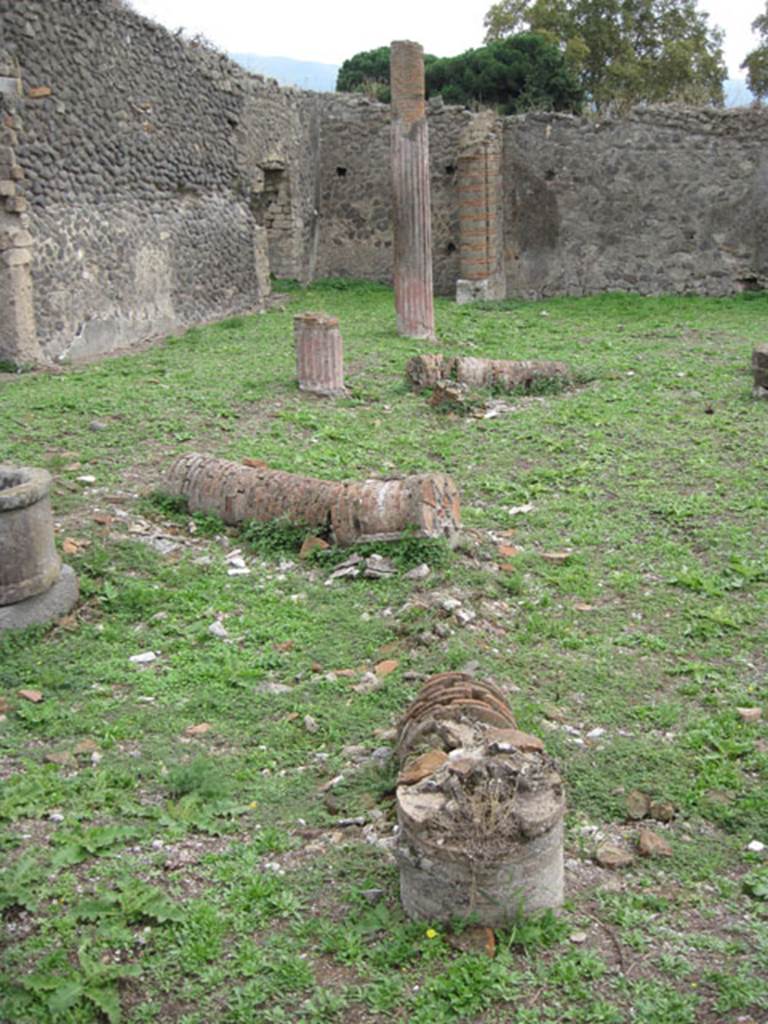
[390,41,436,340]
[0,51,42,366]
[164,453,461,545]
[456,110,505,304]
[394,672,565,924]
[294,312,346,397]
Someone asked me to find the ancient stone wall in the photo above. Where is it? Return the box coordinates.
[310,94,466,296]
[1,0,767,364]
[502,107,768,298]
[0,0,311,361]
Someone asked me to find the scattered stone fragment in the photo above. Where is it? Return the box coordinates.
[89,420,109,431]
[486,727,545,753]
[626,790,651,820]
[182,723,211,738]
[303,714,319,734]
[208,620,229,639]
[361,888,385,904]
[255,681,293,695]
[737,707,762,723]
[595,843,635,869]
[76,475,96,484]
[375,659,399,679]
[327,553,362,582]
[17,688,43,702]
[541,550,572,563]
[398,748,448,786]
[44,750,76,768]
[299,536,329,559]
[447,926,496,957]
[353,672,382,694]
[73,739,99,756]
[406,563,430,580]
[746,840,765,853]
[649,800,676,823]
[569,930,588,944]
[129,651,157,665]
[364,554,396,579]
[637,829,672,858]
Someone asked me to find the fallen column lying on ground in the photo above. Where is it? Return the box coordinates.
[406,354,571,392]
[394,672,565,924]
[294,312,347,397]
[754,345,768,399]
[0,465,78,631]
[164,453,461,545]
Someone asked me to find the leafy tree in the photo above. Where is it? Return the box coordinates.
[741,4,768,101]
[483,0,727,109]
[426,35,583,113]
[336,36,583,114]
[336,46,436,102]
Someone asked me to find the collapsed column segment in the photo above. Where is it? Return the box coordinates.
[394,672,565,924]
[164,453,460,545]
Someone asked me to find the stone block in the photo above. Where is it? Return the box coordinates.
[0,181,16,198]
[2,247,32,266]
[9,165,24,182]
[27,85,52,99]
[0,77,20,99]
[5,196,28,214]
[0,228,32,249]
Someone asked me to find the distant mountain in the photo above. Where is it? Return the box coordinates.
[230,53,339,92]
[725,78,754,108]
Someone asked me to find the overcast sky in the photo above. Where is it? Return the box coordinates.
[126,0,763,77]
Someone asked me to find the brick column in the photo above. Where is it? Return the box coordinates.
[390,41,435,340]
[456,111,505,304]
[0,54,41,366]
[294,312,346,397]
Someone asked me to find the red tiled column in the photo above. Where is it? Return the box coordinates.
[390,41,435,340]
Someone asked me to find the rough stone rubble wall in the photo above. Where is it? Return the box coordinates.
[0,0,310,361]
[310,94,466,296]
[2,0,767,363]
[502,108,768,299]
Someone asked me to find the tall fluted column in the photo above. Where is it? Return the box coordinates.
[390,41,435,340]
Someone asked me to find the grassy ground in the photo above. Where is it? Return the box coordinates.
[1,280,767,1024]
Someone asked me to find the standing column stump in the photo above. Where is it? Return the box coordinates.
[0,465,78,631]
[394,672,565,924]
[390,41,436,340]
[294,312,347,397]
[164,453,461,546]
[753,345,768,399]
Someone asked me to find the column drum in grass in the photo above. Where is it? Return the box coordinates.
[294,312,346,397]
[0,465,61,605]
[394,672,565,925]
[164,453,461,545]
